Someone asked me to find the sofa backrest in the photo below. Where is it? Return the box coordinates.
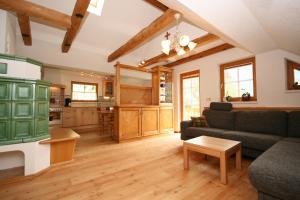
[204,110,236,130]
[210,102,232,111]
[235,111,288,136]
[288,111,300,138]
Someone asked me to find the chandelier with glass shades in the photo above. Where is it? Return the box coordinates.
[161,13,197,56]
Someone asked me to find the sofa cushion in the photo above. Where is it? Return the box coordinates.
[235,111,288,136]
[205,110,235,130]
[184,127,225,139]
[288,111,300,138]
[249,140,300,200]
[223,131,283,151]
[210,102,232,111]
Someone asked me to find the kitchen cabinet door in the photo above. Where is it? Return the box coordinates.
[159,107,174,134]
[119,108,141,139]
[142,107,159,136]
[91,110,99,125]
[81,109,91,126]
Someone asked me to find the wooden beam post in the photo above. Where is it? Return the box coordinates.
[115,62,121,106]
[141,33,219,67]
[62,0,91,53]
[17,13,32,46]
[164,43,234,67]
[143,0,169,12]
[0,0,71,29]
[107,9,179,62]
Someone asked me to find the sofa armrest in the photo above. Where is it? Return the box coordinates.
[180,120,193,140]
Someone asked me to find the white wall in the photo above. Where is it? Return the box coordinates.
[0,10,16,54]
[173,48,300,130]
[0,11,6,53]
[5,12,17,55]
[0,58,41,80]
[43,67,107,96]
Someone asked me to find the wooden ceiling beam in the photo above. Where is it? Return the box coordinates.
[107,9,179,62]
[143,0,169,12]
[141,33,219,67]
[115,63,152,73]
[62,0,91,53]
[17,13,32,46]
[164,43,234,67]
[0,0,71,29]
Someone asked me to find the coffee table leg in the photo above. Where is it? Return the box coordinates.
[236,146,242,170]
[220,152,227,184]
[183,146,189,170]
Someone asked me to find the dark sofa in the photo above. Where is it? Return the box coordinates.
[180,102,300,200]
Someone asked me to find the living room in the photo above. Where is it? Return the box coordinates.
[0,0,299,199]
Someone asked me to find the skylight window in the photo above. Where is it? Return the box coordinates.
[88,0,105,16]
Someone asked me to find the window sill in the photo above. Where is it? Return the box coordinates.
[229,101,258,105]
[285,90,300,93]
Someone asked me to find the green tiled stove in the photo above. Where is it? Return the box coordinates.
[0,76,51,145]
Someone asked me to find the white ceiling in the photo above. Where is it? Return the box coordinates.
[160,0,300,56]
[20,0,207,70]
[15,0,300,74]
[242,0,300,56]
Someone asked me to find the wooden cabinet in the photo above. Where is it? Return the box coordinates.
[102,80,114,97]
[119,107,141,140]
[142,107,159,136]
[115,106,163,142]
[159,106,174,134]
[62,108,76,127]
[113,64,174,142]
[62,107,99,128]
[152,66,173,105]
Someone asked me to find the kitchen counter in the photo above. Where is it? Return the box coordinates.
[115,104,160,108]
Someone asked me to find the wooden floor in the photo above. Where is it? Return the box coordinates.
[0,132,257,200]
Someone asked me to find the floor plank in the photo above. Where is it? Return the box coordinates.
[0,132,257,200]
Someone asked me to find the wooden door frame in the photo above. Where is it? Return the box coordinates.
[180,70,200,121]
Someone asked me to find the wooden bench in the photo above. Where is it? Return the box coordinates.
[40,128,80,164]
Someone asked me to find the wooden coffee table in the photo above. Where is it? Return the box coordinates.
[183,136,241,184]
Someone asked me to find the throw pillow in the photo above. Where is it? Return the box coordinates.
[191,116,208,127]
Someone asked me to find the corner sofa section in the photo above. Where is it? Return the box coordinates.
[180,103,300,200]
[181,107,288,158]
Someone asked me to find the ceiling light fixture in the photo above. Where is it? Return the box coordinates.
[161,14,197,56]
[138,59,146,66]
